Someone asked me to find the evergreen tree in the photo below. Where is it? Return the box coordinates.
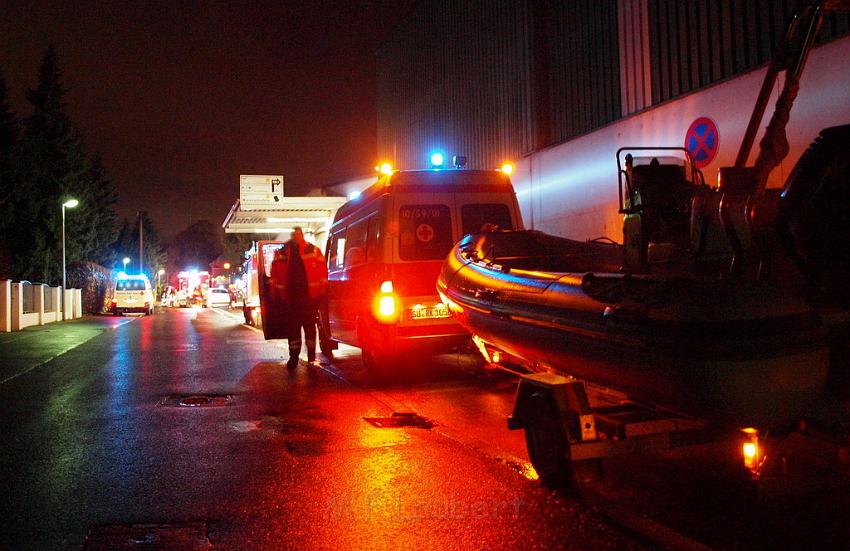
[138,212,167,277]
[10,45,118,285]
[0,70,17,173]
[0,70,19,275]
[15,45,88,283]
[72,155,118,266]
[111,218,134,267]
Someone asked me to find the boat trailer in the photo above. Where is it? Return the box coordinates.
[508,372,713,480]
[506,371,850,495]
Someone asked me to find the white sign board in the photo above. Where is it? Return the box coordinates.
[240,175,283,209]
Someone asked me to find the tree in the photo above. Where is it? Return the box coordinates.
[9,46,118,284]
[14,46,88,283]
[0,69,19,277]
[170,220,224,271]
[71,155,118,267]
[110,213,166,277]
[221,233,254,268]
[0,70,17,176]
[138,212,167,276]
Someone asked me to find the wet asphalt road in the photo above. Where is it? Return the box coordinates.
[5,308,850,550]
[0,308,642,550]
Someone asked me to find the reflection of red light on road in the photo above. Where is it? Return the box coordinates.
[139,318,151,351]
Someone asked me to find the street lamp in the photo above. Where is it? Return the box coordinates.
[123,257,131,272]
[61,199,79,290]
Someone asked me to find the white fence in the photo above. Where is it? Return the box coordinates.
[0,280,83,332]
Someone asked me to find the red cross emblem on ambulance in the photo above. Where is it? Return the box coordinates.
[416,223,434,243]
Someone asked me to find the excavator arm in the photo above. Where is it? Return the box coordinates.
[737,0,850,185]
[719,0,850,278]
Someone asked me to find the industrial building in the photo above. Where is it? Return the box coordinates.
[375,0,850,240]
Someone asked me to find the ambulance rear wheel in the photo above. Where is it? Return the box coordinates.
[524,392,571,486]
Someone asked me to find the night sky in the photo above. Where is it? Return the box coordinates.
[0,1,412,239]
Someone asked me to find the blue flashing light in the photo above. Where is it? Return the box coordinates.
[348,190,361,201]
[117,271,128,279]
[430,152,445,167]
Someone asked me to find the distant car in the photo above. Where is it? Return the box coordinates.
[205,287,231,308]
[111,275,154,315]
[175,290,189,307]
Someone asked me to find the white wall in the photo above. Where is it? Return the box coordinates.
[1,281,83,331]
[0,280,10,332]
[512,36,850,242]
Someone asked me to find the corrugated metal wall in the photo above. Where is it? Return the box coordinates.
[545,0,622,145]
[377,0,850,168]
[376,3,428,169]
[648,0,850,105]
[377,0,533,171]
[618,0,653,116]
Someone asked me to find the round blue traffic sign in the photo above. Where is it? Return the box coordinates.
[685,117,719,168]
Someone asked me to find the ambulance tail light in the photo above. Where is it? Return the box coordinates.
[742,427,765,476]
[373,280,399,323]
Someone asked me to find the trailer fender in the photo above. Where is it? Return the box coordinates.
[508,373,597,442]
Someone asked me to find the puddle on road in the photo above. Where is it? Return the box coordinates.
[171,344,199,352]
[229,417,299,434]
[363,411,435,429]
[157,394,234,408]
[228,414,324,455]
[83,521,210,550]
[494,455,540,481]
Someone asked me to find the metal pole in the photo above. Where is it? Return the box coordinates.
[62,205,66,289]
[139,211,144,275]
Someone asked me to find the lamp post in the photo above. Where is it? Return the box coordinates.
[61,199,79,290]
[123,257,131,272]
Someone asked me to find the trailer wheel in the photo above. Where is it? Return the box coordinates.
[524,392,571,485]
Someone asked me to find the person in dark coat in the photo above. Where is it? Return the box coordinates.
[269,227,328,369]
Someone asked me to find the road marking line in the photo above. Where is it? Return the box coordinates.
[208,306,264,334]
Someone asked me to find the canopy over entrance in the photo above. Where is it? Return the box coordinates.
[222,196,346,253]
[222,196,345,235]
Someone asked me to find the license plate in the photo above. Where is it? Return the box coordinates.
[409,305,450,320]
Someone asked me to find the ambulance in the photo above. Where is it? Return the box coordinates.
[323,164,523,372]
[110,274,155,316]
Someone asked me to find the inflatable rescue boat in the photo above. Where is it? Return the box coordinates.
[438,229,832,429]
[439,124,850,431]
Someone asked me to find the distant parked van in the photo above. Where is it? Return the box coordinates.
[111,274,154,315]
[323,168,523,371]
